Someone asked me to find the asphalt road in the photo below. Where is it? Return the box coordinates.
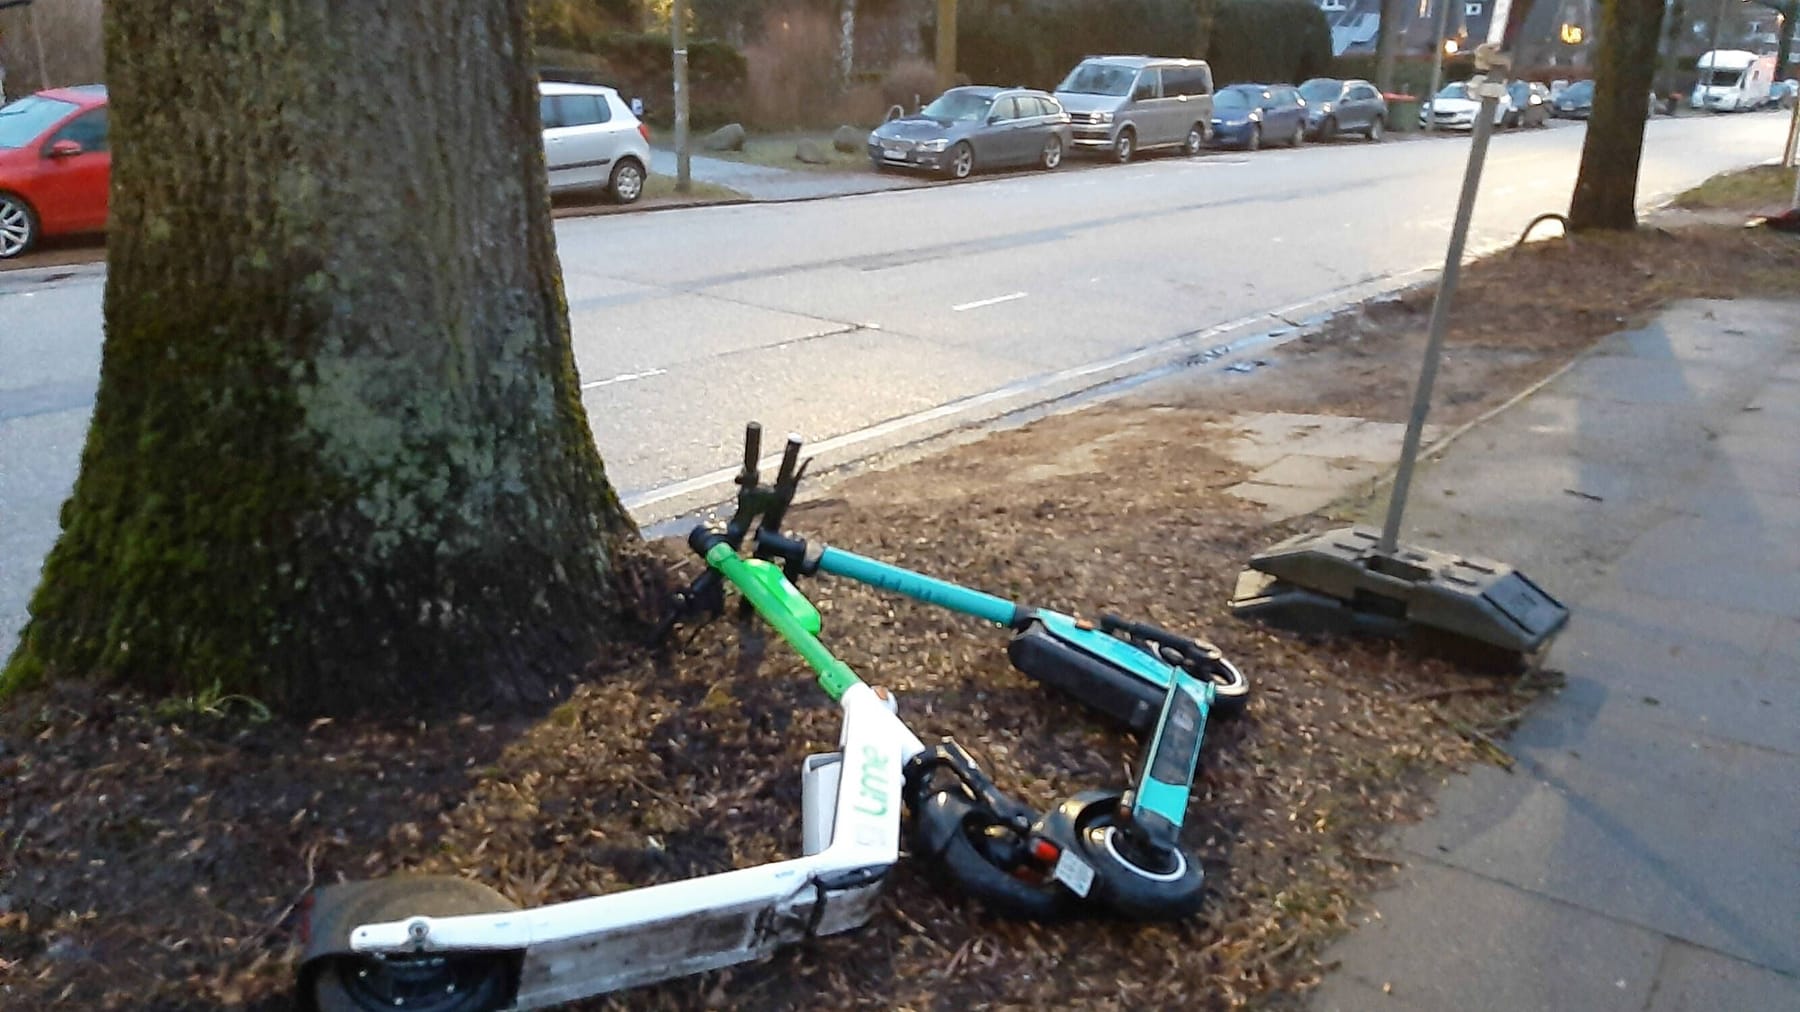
[1,112,1792,656]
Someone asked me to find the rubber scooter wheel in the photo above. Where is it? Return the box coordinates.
[1204,657,1251,720]
[1072,798,1206,921]
[909,788,1074,921]
[312,951,514,1012]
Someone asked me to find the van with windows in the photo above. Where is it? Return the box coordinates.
[1053,56,1215,163]
[1690,50,1775,112]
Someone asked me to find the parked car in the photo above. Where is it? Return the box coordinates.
[1691,49,1775,111]
[538,81,651,204]
[0,84,109,259]
[1505,81,1551,128]
[1552,79,1594,118]
[867,86,1072,179]
[1298,77,1388,140]
[1054,55,1215,163]
[1770,78,1798,109]
[1421,81,1514,130]
[1210,84,1306,150]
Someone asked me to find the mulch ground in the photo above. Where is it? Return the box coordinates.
[3,221,1797,1011]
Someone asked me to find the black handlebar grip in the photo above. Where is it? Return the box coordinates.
[741,422,763,475]
[777,435,802,486]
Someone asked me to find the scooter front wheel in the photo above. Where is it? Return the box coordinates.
[1203,656,1250,719]
[1071,797,1207,921]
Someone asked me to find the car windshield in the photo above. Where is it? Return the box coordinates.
[1435,83,1470,101]
[1564,81,1594,100]
[1299,80,1340,102]
[1507,82,1528,100]
[1215,89,1253,110]
[920,90,993,122]
[1057,63,1137,97]
[0,95,79,149]
[1701,69,1743,89]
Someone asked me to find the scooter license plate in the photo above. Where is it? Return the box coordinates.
[1052,850,1096,897]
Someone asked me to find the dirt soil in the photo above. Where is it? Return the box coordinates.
[1187,219,1800,425]
[3,221,1798,1012]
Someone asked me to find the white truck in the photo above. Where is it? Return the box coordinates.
[1691,49,1776,111]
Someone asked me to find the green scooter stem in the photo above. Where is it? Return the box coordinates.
[694,531,860,701]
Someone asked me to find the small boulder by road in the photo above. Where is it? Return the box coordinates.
[832,125,866,153]
[702,123,746,152]
[795,138,830,164]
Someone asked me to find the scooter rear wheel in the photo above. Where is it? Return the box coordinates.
[908,780,1075,921]
[312,951,513,1012]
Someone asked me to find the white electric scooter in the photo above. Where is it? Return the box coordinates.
[298,545,928,1011]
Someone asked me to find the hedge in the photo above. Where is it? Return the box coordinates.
[938,0,1331,92]
[1206,0,1334,86]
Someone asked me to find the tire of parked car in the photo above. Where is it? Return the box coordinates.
[1183,123,1205,156]
[1040,136,1063,171]
[946,141,975,180]
[1367,116,1384,141]
[0,192,39,260]
[609,157,645,204]
[1113,128,1135,164]
[1317,116,1337,141]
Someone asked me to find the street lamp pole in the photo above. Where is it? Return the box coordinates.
[672,0,690,193]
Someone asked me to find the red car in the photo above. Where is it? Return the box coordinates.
[0,85,110,258]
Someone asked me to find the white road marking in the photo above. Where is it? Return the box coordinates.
[580,367,667,391]
[951,291,1028,312]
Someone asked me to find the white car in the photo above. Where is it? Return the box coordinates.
[538,81,650,204]
[1419,82,1514,131]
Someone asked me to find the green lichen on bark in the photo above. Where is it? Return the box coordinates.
[2,0,637,714]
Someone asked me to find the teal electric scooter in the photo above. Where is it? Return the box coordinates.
[659,424,1249,917]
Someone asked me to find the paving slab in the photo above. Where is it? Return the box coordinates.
[1609,514,1800,620]
[1395,711,1800,975]
[1644,941,1800,1012]
[1318,862,1666,1012]
[1305,974,1434,1012]
[1312,299,1800,1012]
[1247,453,1385,489]
[1549,587,1798,753]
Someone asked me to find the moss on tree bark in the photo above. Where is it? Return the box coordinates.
[1568,0,1667,231]
[3,0,638,714]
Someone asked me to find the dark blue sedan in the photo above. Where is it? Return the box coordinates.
[1210,84,1308,151]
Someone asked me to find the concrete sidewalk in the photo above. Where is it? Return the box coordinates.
[1307,299,1800,1011]
[647,148,923,201]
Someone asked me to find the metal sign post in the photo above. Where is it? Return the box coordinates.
[672,0,691,193]
[1232,44,1569,660]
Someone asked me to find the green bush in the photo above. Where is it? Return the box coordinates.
[530,28,749,129]
[1207,0,1333,86]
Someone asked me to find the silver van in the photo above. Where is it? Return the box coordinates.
[1054,56,1215,163]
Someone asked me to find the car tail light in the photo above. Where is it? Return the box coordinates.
[638,123,651,143]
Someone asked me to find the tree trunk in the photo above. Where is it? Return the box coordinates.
[1658,0,1686,100]
[1195,0,1218,58]
[1375,0,1404,94]
[2,0,638,715]
[841,0,858,82]
[1568,0,1667,230]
